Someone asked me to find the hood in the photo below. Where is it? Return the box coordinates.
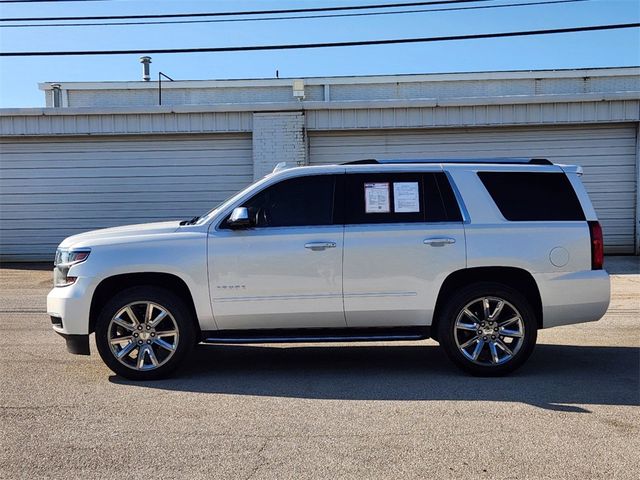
[58,221,182,249]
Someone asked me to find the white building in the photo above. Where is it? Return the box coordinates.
[1,67,639,261]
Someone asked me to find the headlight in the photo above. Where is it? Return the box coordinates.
[54,248,91,287]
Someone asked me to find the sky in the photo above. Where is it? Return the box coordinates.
[0,0,638,108]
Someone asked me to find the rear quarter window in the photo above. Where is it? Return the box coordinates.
[477,171,585,221]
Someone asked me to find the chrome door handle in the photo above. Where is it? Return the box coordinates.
[424,237,456,246]
[304,242,337,251]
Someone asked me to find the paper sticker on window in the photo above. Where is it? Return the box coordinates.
[364,182,390,213]
[393,182,420,213]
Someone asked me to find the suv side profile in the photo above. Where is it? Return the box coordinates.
[47,159,610,380]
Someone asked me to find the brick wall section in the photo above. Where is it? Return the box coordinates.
[252,112,307,180]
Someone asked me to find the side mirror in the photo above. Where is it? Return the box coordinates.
[227,207,252,229]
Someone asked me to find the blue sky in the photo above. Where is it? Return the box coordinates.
[0,0,638,108]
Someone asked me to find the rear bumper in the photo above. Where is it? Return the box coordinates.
[534,269,610,329]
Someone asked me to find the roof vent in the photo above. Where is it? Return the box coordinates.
[139,56,152,82]
[51,83,62,107]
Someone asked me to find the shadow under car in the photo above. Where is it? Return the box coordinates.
[110,342,640,412]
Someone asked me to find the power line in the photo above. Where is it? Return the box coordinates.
[0,0,112,3]
[0,0,591,28]
[1,23,637,57]
[0,1,494,22]
[0,0,112,2]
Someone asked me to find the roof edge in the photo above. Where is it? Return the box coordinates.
[3,91,639,117]
[38,66,640,91]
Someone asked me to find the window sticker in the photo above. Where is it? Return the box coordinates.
[393,182,420,213]
[364,182,390,213]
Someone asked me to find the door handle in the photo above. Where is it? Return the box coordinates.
[423,237,456,246]
[304,242,337,251]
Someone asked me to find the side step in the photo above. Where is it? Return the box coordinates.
[201,326,430,344]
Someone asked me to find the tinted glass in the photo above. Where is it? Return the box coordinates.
[344,172,458,224]
[478,172,585,221]
[235,175,337,228]
[434,172,463,222]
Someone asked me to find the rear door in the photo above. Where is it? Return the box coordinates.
[342,169,466,327]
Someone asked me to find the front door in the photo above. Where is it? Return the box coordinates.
[208,173,346,330]
[342,170,466,327]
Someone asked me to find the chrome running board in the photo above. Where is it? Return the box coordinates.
[201,327,430,344]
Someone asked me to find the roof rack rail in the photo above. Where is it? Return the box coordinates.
[528,158,553,165]
[342,158,553,166]
[342,159,379,165]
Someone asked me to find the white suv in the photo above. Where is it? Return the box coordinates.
[47,159,610,379]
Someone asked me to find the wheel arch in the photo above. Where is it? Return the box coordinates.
[431,266,543,340]
[89,272,200,336]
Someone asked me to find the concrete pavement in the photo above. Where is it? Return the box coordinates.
[1,260,638,479]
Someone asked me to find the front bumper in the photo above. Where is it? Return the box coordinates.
[47,275,95,354]
[534,269,610,329]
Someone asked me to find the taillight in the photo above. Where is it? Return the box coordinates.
[588,221,603,270]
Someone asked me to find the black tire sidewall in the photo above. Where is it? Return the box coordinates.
[95,286,195,380]
[437,282,537,376]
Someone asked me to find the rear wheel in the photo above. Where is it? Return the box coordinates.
[437,282,537,376]
[95,286,195,380]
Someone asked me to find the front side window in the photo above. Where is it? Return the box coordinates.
[227,174,337,228]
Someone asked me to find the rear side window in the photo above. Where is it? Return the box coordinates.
[344,172,462,224]
[478,172,585,221]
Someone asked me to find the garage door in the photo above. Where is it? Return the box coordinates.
[0,134,253,261]
[309,124,637,254]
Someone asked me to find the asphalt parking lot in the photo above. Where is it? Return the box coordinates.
[1,258,638,480]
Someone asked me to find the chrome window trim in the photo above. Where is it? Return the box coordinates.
[211,224,343,235]
[444,170,471,224]
[344,220,463,227]
[210,167,468,232]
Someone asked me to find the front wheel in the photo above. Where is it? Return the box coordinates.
[95,286,195,380]
[437,282,537,376]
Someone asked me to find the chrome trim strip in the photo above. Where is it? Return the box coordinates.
[443,170,471,224]
[213,292,417,302]
[344,292,417,298]
[212,293,343,302]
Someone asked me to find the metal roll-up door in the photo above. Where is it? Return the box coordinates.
[309,124,637,254]
[0,134,253,261]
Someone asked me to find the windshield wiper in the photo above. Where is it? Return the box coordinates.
[179,216,200,226]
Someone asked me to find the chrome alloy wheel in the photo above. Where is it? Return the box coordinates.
[453,296,525,366]
[107,301,179,371]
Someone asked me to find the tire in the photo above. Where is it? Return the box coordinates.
[95,286,196,380]
[437,282,537,376]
